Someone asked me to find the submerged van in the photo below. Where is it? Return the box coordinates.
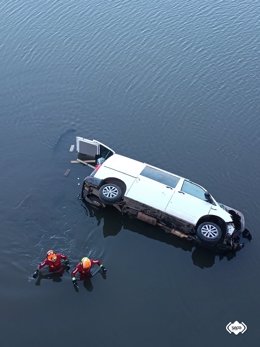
[77,137,246,251]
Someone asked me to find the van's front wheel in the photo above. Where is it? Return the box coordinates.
[99,183,123,204]
[196,222,223,244]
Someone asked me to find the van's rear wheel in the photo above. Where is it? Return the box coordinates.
[99,183,123,204]
[196,222,223,243]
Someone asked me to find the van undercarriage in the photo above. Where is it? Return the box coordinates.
[81,178,247,252]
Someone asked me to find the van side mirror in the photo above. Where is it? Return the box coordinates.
[205,192,213,204]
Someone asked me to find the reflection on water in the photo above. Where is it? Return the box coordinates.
[81,200,251,269]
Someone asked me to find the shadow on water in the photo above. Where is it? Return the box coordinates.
[81,201,244,269]
[34,268,69,286]
[72,268,107,293]
[34,264,106,292]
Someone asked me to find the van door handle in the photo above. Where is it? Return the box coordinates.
[166,186,173,189]
[178,191,185,194]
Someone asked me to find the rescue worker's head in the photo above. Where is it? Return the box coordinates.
[81,257,91,270]
[47,250,57,262]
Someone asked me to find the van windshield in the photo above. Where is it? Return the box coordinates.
[140,166,180,188]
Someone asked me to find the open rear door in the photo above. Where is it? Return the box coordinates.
[93,139,115,160]
[76,137,115,165]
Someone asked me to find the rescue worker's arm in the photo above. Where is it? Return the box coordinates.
[58,253,69,266]
[91,260,107,273]
[59,253,68,261]
[71,264,80,286]
[33,258,48,278]
[38,259,48,270]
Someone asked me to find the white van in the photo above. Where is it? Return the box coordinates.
[76,137,246,251]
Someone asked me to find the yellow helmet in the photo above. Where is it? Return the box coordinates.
[81,257,91,270]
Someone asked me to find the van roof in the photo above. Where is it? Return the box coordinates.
[103,154,146,177]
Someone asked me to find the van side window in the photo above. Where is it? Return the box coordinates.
[140,166,180,188]
[181,180,206,200]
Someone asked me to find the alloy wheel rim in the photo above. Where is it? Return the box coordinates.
[103,185,118,199]
[201,224,219,239]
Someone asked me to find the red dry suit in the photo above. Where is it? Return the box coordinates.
[38,253,68,272]
[71,259,101,279]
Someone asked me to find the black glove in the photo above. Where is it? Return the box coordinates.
[72,277,78,286]
[64,259,70,266]
[32,270,39,279]
[100,264,107,273]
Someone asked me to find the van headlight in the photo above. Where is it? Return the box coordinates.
[227,223,235,235]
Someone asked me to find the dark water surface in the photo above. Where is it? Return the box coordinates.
[0,1,259,346]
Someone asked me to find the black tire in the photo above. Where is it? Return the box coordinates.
[99,183,123,204]
[196,222,223,244]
